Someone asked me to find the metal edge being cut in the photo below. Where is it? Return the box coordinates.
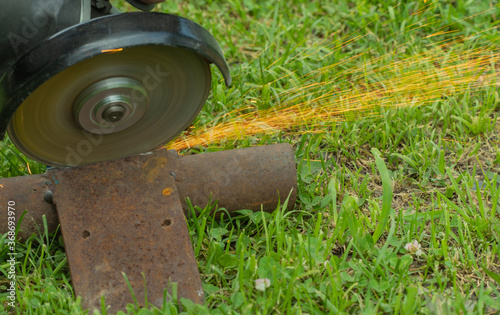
[51,151,204,313]
[0,12,231,140]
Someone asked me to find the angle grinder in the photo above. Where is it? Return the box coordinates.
[0,0,231,166]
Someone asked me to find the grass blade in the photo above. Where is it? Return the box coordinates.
[371,148,393,243]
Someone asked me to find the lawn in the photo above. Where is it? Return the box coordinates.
[1,0,500,314]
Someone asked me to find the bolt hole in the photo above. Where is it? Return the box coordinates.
[161,219,172,227]
[82,230,91,239]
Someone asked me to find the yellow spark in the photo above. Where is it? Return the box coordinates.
[424,30,460,38]
[101,48,124,53]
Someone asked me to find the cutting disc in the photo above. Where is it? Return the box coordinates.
[7,45,211,166]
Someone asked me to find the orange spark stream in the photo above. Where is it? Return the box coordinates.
[168,4,499,151]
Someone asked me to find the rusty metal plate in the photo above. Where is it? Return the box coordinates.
[50,152,203,313]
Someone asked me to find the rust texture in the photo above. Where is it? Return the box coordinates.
[0,144,297,239]
[172,143,297,215]
[51,152,204,313]
[0,174,58,239]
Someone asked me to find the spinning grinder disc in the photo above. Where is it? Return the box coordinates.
[7,46,211,166]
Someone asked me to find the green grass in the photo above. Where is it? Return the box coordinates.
[2,0,500,314]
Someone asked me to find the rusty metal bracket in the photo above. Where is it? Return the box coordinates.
[0,144,297,312]
[50,151,203,312]
[1,144,297,240]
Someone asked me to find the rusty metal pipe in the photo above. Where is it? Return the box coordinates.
[0,144,296,240]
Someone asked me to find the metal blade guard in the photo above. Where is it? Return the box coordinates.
[0,0,231,166]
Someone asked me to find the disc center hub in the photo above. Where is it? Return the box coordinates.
[74,77,149,134]
[102,104,126,123]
